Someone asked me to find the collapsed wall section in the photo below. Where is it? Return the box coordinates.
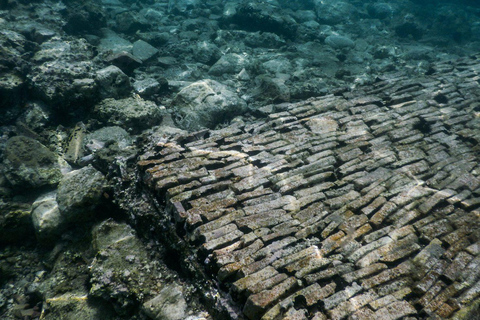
[136,56,480,319]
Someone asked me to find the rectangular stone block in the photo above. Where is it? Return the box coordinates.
[243,277,298,320]
[236,209,291,231]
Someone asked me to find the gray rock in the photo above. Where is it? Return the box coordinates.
[56,165,106,223]
[209,53,250,76]
[19,101,51,132]
[193,41,221,65]
[132,40,159,62]
[133,78,162,98]
[171,79,247,130]
[98,29,133,54]
[2,136,62,189]
[255,75,291,103]
[315,1,358,25]
[105,51,143,75]
[0,202,32,245]
[114,11,150,33]
[84,126,133,153]
[325,35,355,50]
[262,57,292,75]
[143,284,187,320]
[367,3,394,20]
[43,293,117,320]
[278,0,315,11]
[245,32,286,49]
[226,2,298,39]
[96,65,131,99]
[28,39,98,111]
[94,97,164,133]
[168,0,203,14]
[0,72,26,125]
[31,192,63,243]
[90,219,165,315]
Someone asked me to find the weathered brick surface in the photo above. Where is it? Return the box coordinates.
[135,56,480,319]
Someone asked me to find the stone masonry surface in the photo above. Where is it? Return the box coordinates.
[136,55,480,319]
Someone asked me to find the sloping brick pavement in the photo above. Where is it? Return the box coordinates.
[137,56,480,319]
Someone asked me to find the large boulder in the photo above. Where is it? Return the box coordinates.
[209,53,251,76]
[56,165,106,223]
[28,38,98,116]
[2,136,63,189]
[171,79,247,131]
[31,191,63,244]
[89,219,165,315]
[0,201,33,245]
[224,2,298,39]
[142,284,187,320]
[94,97,164,133]
[95,65,131,100]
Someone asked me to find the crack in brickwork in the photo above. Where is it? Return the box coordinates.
[137,56,480,319]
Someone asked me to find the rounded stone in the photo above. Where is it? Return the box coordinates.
[325,35,355,50]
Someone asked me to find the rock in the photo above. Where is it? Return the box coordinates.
[0,71,26,125]
[316,1,358,25]
[132,40,159,62]
[96,65,132,99]
[395,22,423,40]
[18,101,51,132]
[84,126,133,154]
[94,97,164,133]
[262,57,292,75]
[244,32,286,49]
[56,165,106,223]
[98,29,133,54]
[105,51,143,75]
[142,284,187,320]
[367,3,394,20]
[28,38,98,113]
[114,10,150,33]
[226,2,298,39]
[0,202,33,245]
[44,293,117,320]
[168,0,203,14]
[193,41,222,65]
[255,75,291,103]
[89,219,165,315]
[31,192,63,244]
[209,53,250,76]
[171,79,247,130]
[278,0,315,11]
[133,78,163,99]
[2,136,62,189]
[62,2,106,35]
[325,35,355,50]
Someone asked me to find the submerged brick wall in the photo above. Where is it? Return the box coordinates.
[137,56,480,319]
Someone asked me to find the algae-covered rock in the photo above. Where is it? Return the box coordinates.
[89,219,165,315]
[94,97,164,133]
[43,294,117,320]
[2,136,63,189]
[31,192,63,244]
[0,71,26,125]
[56,165,106,223]
[142,284,187,320]
[171,79,247,131]
[95,65,131,100]
[0,201,33,245]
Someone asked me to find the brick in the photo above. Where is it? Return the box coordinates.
[243,277,298,320]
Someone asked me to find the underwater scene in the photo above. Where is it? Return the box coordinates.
[1,0,480,319]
